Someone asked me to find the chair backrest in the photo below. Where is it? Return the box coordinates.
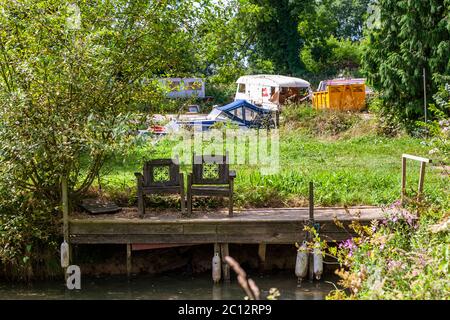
[192,154,229,185]
[143,158,180,187]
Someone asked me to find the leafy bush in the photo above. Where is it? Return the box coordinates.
[0,0,202,277]
[205,82,236,105]
[418,85,450,166]
[327,202,449,299]
[368,97,405,137]
[0,186,59,280]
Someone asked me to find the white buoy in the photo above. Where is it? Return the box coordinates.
[60,240,69,268]
[212,252,221,283]
[295,241,308,280]
[313,242,323,280]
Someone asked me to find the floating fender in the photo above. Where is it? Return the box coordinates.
[313,243,323,280]
[295,241,309,279]
[60,241,69,268]
[212,252,222,283]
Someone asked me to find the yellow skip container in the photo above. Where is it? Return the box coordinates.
[312,79,366,111]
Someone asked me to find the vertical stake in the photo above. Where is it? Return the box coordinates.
[308,181,314,282]
[126,243,132,279]
[62,175,70,280]
[220,243,230,282]
[309,181,314,221]
[62,176,69,244]
[418,162,426,201]
[401,156,406,205]
[258,243,267,273]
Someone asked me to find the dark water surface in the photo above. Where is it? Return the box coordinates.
[0,272,338,300]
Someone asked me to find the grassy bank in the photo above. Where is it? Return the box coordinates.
[97,108,448,210]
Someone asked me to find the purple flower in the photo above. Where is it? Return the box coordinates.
[387,259,402,271]
[339,238,357,257]
[383,202,418,227]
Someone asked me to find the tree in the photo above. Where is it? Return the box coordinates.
[0,0,204,271]
[246,0,310,75]
[0,0,199,202]
[362,0,450,122]
[297,0,369,77]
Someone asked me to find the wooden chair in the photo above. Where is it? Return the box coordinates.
[187,154,236,216]
[135,158,185,217]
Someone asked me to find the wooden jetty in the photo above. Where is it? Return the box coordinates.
[68,206,383,280]
[69,206,383,245]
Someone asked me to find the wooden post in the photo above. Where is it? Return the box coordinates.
[308,181,314,282]
[214,243,220,255]
[187,174,192,216]
[401,154,431,205]
[220,243,230,282]
[62,176,69,244]
[136,175,145,218]
[179,173,186,215]
[126,243,132,279]
[229,178,234,217]
[418,162,426,200]
[309,181,314,221]
[401,156,406,204]
[62,175,70,279]
[258,243,267,273]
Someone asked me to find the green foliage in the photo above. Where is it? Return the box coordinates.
[0,0,205,273]
[0,187,59,280]
[297,0,368,77]
[248,0,308,75]
[205,82,237,105]
[301,36,363,77]
[327,203,449,299]
[417,85,450,165]
[99,121,447,209]
[282,103,361,136]
[0,0,198,200]
[367,96,405,137]
[362,0,450,122]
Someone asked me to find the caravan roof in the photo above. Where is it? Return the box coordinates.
[236,74,310,88]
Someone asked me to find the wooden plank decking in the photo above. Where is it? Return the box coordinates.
[69,206,384,245]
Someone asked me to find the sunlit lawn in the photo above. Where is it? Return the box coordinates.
[99,129,447,208]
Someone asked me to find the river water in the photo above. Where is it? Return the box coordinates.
[0,272,337,300]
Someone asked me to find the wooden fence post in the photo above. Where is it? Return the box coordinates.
[401,156,407,204]
[308,181,314,282]
[401,154,432,205]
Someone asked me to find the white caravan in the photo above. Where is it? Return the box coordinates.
[234,74,311,110]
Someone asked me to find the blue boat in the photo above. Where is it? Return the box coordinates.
[176,100,275,131]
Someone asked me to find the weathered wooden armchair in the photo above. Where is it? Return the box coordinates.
[135,158,185,217]
[187,154,236,216]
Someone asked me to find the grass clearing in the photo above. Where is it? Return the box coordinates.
[97,109,448,210]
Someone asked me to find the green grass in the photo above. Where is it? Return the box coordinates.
[97,122,448,209]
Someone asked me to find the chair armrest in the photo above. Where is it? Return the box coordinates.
[229,170,236,179]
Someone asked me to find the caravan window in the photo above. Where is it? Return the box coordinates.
[185,81,202,90]
[168,81,181,92]
[238,83,246,93]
